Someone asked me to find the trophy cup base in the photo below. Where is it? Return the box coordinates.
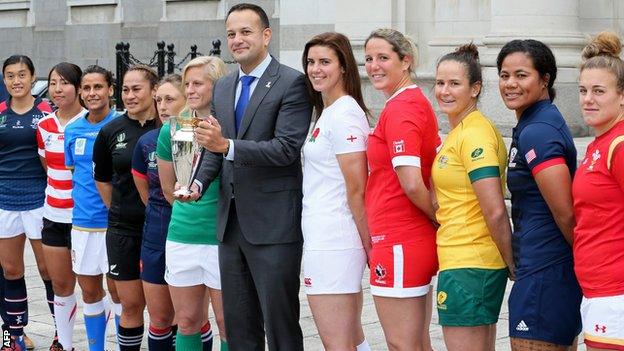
[173,188,192,197]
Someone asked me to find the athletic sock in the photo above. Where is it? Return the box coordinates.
[4,277,27,338]
[175,332,201,351]
[113,303,122,331]
[356,339,371,351]
[113,302,122,351]
[83,298,107,351]
[220,339,229,351]
[117,325,143,351]
[54,294,77,350]
[171,324,178,349]
[201,322,213,351]
[148,325,173,351]
[43,279,57,338]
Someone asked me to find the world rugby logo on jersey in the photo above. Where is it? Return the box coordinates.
[148,151,157,169]
[30,117,39,129]
[508,147,517,167]
[0,115,5,128]
[115,132,127,149]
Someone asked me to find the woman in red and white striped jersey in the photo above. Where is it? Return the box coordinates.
[36,62,86,351]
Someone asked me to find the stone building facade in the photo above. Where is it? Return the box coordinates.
[1,0,623,135]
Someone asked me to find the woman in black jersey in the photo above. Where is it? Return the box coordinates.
[93,65,159,351]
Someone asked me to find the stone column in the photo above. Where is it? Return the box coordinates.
[481,0,588,136]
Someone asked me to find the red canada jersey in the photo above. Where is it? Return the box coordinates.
[573,120,624,298]
[365,86,441,247]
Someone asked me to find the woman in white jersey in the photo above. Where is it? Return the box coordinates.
[300,32,371,351]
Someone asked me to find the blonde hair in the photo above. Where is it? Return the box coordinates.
[365,28,418,77]
[182,56,228,86]
[581,31,624,91]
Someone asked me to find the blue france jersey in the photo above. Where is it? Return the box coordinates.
[506,100,577,279]
[64,111,117,229]
[131,128,169,208]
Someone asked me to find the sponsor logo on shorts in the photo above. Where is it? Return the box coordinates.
[109,264,119,276]
[304,277,312,287]
[516,320,529,332]
[371,234,386,244]
[436,291,447,310]
[374,263,386,285]
[594,324,607,333]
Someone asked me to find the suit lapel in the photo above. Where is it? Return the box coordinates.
[237,58,280,139]
[221,75,237,139]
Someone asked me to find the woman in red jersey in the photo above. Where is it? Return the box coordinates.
[574,31,624,351]
[364,28,439,351]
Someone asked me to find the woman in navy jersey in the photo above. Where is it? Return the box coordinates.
[497,39,582,351]
[37,62,86,351]
[65,65,120,351]
[131,74,185,351]
[0,54,53,351]
[93,65,158,351]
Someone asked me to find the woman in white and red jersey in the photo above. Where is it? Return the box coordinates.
[364,28,440,351]
[574,31,624,351]
[36,62,86,351]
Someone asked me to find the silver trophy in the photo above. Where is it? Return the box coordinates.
[170,115,202,196]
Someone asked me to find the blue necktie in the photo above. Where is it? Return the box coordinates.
[235,75,256,134]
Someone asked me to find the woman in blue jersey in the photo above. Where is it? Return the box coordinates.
[497,40,582,351]
[64,65,120,351]
[131,73,185,351]
[0,54,53,351]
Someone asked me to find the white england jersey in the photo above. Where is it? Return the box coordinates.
[302,95,369,250]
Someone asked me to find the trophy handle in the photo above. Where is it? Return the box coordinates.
[169,116,178,138]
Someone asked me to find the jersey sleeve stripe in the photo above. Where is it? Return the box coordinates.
[131,168,148,180]
[391,155,421,168]
[607,135,624,170]
[468,166,500,183]
[530,157,566,176]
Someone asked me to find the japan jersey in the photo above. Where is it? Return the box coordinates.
[64,110,117,230]
[0,98,52,210]
[507,99,577,280]
[302,95,369,250]
[37,109,86,223]
[573,120,624,298]
[365,85,440,246]
[433,110,507,271]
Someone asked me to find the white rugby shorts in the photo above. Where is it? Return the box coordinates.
[0,207,43,239]
[71,228,108,276]
[165,241,221,289]
[303,248,366,295]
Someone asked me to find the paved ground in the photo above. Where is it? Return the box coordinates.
[21,244,587,351]
[20,137,594,350]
